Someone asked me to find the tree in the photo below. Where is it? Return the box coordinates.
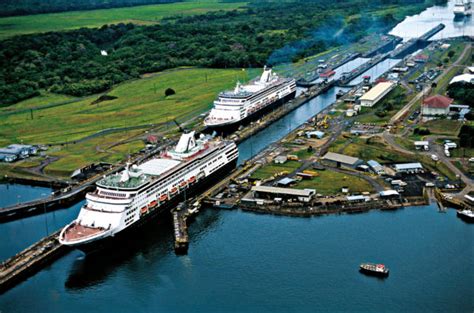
[447,50,455,59]
[165,88,175,97]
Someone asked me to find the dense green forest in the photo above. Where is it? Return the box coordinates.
[0,0,182,17]
[0,0,443,106]
[448,82,474,109]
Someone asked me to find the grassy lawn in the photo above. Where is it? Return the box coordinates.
[295,169,374,195]
[423,120,462,136]
[0,67,246,147]
[0,93,75,114]
[394,136,417,152]
[451,147,474,158]
[0,67,247,177]
[44,129,146,177]
[330,136,411,164]
[250,161,301,181]
[0,1,247,39]
[294,148,315,160]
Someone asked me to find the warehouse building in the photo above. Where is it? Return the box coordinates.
[394,163,423,174]
[359,82,395,107]
[0,154,17,163]
[274,155,288,164]
[367,160,385,175]
[251,186,316,203]
[322,152,362,169]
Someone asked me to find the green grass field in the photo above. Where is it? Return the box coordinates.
[295,169,374,195]
[0,67,247,177]
[0,67,246,146]
[250,161,302,181]
[423,120,462,137]
[330,136,411,164]
[0,1,247,39]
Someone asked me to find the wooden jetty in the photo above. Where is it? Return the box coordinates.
[172,204,190,254]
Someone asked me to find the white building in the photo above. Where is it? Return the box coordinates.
[421,95,453,119]
[449,74,474,85]
[367,160,385,175]
[359,82,395,107]
[394,163,423,174]
[414,141,429,150]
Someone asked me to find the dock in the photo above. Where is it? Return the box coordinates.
[337,52,389,87]
[390,23,445,59]
[0,230,70,294]
[172,204,190,254]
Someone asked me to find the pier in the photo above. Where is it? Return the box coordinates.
[337,52,389,86]
[0,230,69,294]
[389,23,445,59]
[172,204,190,254]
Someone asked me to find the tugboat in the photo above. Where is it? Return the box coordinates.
[359,263,389,277]
[457,209,474,222]
[336,89,346,99]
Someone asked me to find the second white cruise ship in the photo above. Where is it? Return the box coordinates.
[204,66,296,129]
[454,0,472,17]
[59,132,238,253]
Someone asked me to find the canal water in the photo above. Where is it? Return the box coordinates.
[1,1,473,311]
[390,0,474,40]
[348,58,401,86]
[0,205,472,312]
[0,184,52,208]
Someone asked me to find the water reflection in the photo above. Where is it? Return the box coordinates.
[390,0,474,40]
[64,208,223,290]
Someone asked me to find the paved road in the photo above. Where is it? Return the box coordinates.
[382,131,473,200]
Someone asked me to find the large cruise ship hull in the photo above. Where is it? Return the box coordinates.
[206,90,296,134]
[73,158,238,254]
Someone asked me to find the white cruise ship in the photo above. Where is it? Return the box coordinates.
[204,66,296,129]
[59,132,238,252]
[454,0,472,17]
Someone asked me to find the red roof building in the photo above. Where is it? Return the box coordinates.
[422,95,453,108]
[320,70,335,78]
[421,95,453,119]
[414,54,429,62]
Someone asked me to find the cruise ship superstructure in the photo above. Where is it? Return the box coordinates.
[204,66,296,129]
[454,0,472,16]
[59,132,238,252]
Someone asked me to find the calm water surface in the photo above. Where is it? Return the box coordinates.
[0,206,472,312]
[390,0,474,40]
[1,2,473,311]
[0,184,51,208]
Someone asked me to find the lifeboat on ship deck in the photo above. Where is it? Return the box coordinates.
[188,176,196,184]
[159,194,168,201]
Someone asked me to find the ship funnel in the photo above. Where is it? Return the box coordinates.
[175,131,196,153]
[260,66,272,83]
[120,162,131,183]
[234,81,241,93]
